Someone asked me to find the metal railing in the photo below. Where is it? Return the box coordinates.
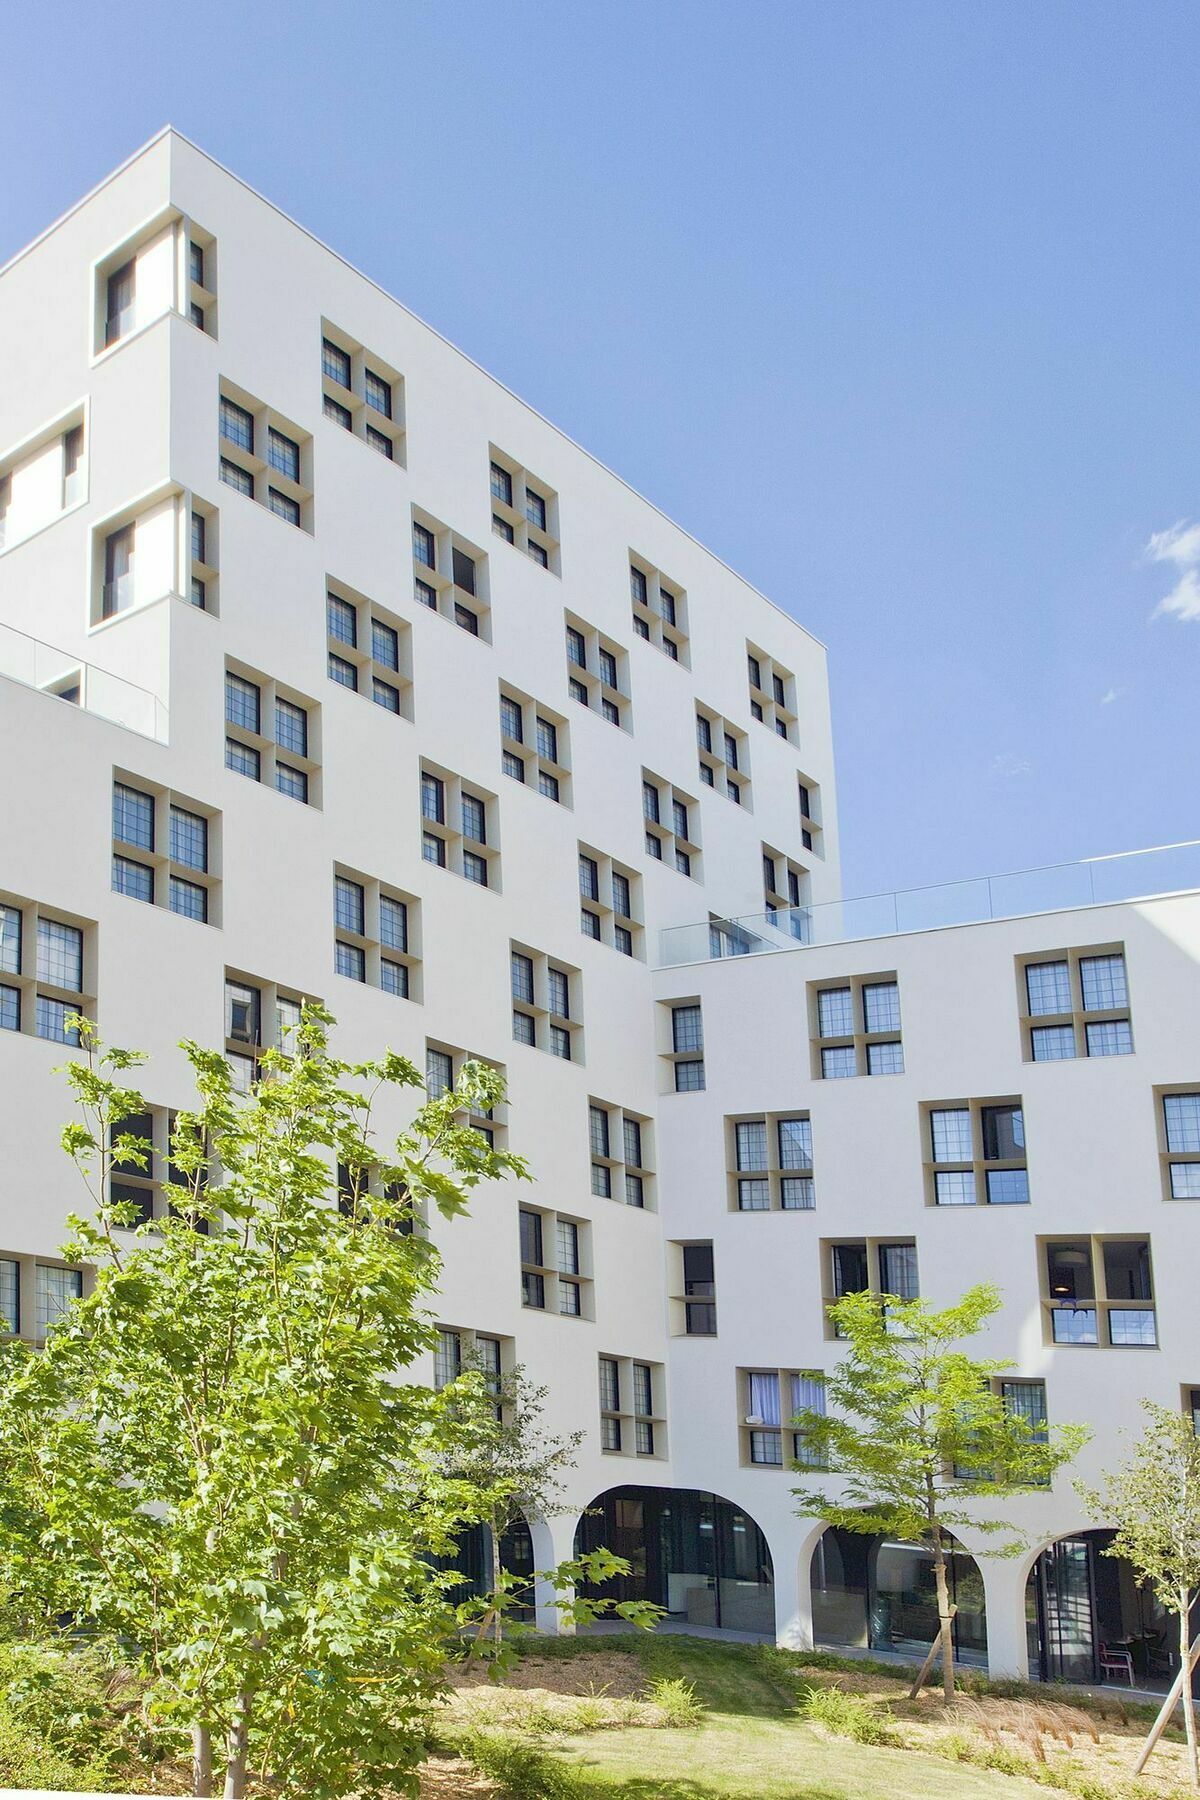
[0,620,168,742]
[659,840,1200,968]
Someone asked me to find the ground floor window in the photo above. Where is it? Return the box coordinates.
[810,1526,987,1665]
[576,1486,774,1634]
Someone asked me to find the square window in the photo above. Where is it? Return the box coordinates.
[1164,1094,1200,1152]
[817,987,853,1038]
[380,959,408,997]
[113,783,154,850]
[371,620,399,670]
[169,807,208,872]
[336,942,366,982]
[863,981,900,1033]
[169,876,207,922]
[267,488,301,526]
[364,369,392,417]
[1085,1019,1133,1057]
[414,578,437,610]
[275,763,308,803]
[112,857,153,903]
[1031,1025,1076,1061]
[463,851,488,887]
[328,595,357,645]
[867,1040,904,1075]
[226,739,260,781]
[329,654,357,689]
[220,459,253,497]
[324,396,352,430]
[37,918,82,991]
[935,1170,977,1206]
[373,679,400,712]
[267,428,300,482]
[1026,960,1071,1015]
[274,698,308,756]
[1080,953,1128,1012]
[225,672,260,733]
[219,397,253,452]
[323,339,351,386]
[821,1045,856,1079]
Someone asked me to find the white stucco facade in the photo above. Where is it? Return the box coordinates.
[1,130,1195,1686]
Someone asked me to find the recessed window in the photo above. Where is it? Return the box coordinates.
[489,447,560,572]
[642,770,701,879]
[0,896,91,1045]
[563,613,630,727]
[1018,944,1133,1061]
[96,213,216,353]
[419,763,499,888]
[499,684,570,803]
[224,662,320,806]
[1157,1089,1200,1199]
[762,845,809,939]
[663,1000,704,1092]
[223,971,315,1091]
[218,383,311,530]
[320,322,405,462]
[333,866,420,1001]
[424,1041,506,1145]
[746,643,798,743]
[925,1098,1028,1205]
[410,508,490,639]
[111,774,220,925]
[577,844,643,956]
[823,1238,919,1337]
[728,1114,814,1211]
[742,1369,825,1467]
[0,411,88,557]
[599,1355,664,1458]
[325,581,413,718]
[589,1099,653,1207]
[811,974,902,1078]
[511,945,582,1060]
[629,553,688,663]
[669,1242,716,1335]
[1041,1236,1156,1347]
[189,497,218,612]
[696,705,752,806]
[520,1204,591,1316]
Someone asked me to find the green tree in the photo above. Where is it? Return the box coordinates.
[793,1282,1087,1702]
[1078,1401,1200,1787]
[445,1356,585,1651]
[0,1009,529,1799]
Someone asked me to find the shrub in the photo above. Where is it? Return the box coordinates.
[646,1676,704,1727]
[0,1710,114,1791]
[460,1728,580,1798]
[799,1682,897,1746]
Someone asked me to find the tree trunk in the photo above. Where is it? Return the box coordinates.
[223,1694,251,1799]
[1180,1591,1199,1789]
[192,1723,213,1797]
[491,1521,503,1648]
[932,1537,956,1703]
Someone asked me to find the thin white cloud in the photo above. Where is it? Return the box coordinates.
[1147,519,1200,621]
[990,752,1031,778]
[1100,687,1121,706]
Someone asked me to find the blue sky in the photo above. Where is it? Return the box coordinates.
[3,2,1197,895]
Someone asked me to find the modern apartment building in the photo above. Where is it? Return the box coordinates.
[1,129,1197,1692]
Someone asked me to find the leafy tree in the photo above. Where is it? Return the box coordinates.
[1078,1401,1200,1786]
[793,1282,1087,1702]
[443,1356,585,1653]
[0,1009,530,1799]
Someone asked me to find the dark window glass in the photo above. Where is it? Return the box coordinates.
[322,339,351,386]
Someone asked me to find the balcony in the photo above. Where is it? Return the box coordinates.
[658,840,1200,968]
[0,620,167,743]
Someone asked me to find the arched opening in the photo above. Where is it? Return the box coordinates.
[575,1486,775,1635]
[1027,1531,1186,1688]
[810,1525,987,1665]
[435,1518,537,1622]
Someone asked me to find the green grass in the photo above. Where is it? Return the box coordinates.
[513,1635,1054,1799]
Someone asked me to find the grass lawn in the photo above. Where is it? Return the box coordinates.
[521,1635,1052,1800]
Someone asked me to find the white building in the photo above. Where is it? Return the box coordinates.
[1,128,1197,1691]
